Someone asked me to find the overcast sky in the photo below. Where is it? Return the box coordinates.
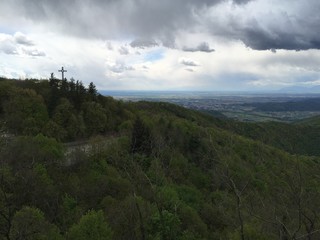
[1,0,320,91]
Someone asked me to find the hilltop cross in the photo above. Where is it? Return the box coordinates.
[58,66,67,80]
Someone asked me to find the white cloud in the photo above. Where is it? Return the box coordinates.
[1,0,320,91]
[0,33,18,55]
[118,46,129,55]
[0,32,45,57]
[14,32,34,46]
[108,62,135,73]
[179,58,200,67]
[106,42,113,50]
[22,47,46,57]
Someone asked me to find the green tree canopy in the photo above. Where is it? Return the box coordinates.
[67,210,113,240]
[10,206,62,240]
[4,88,49,135]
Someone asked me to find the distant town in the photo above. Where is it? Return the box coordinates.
[101,91,320,122]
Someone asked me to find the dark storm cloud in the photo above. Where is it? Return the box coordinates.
[4,0,320,51]
[0,0,251,45]
[232,0,252,4]
[183,42,215,53]
[232,21,320,50]
[209,0,320,50]
[2,0,219,35]
[130,39,159,49]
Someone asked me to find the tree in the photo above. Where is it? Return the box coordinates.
[48,73,60,116]
[52,98,85,140]
[0,165,15,240]
[10,206,62,240]
[82,102,108,136]
[3,134,64,170]
[67,210,113,240]
[148,210,181,240]
[0,80,13,115]
[131,117,153,156]
[4,88,49,135]
[74,80,86,110]
[88,82,97,101]
[58,194,83,232]
[42,120,67,141]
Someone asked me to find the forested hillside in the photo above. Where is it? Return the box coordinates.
[1,77,320,239]
[210,118,320,157]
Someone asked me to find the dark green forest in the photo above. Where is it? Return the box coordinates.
[1,76,320,239]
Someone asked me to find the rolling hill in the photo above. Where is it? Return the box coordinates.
[1,77,320,239]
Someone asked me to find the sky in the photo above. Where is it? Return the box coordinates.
[1,0,320,91]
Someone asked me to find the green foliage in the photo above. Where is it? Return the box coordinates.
[148,210,181,240]
[10,206,62,240]
[131,117,153,155]
[58,194,83,232]
[88,82,98,101]
[52,98,85,140]
[42,120,68,141]
[0,165,15,238]
[168,152,189,183]
[2,78,320,239]
[67,210,112,240]
[82,101,108,135]
[4,88,49,135]
[178,204,208,238]
[228,223,270,240]
[176,185,203,210]
[0,78,131,141]
[156,186,180,211]
[0,80,14,115]
[3,134,64,170]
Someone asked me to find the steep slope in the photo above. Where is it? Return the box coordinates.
[1,78,320,239]
[295,115,320,127]
[140,101,320,157]
[217,120,320,156]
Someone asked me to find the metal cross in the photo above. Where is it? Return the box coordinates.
[58,66,67,80]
